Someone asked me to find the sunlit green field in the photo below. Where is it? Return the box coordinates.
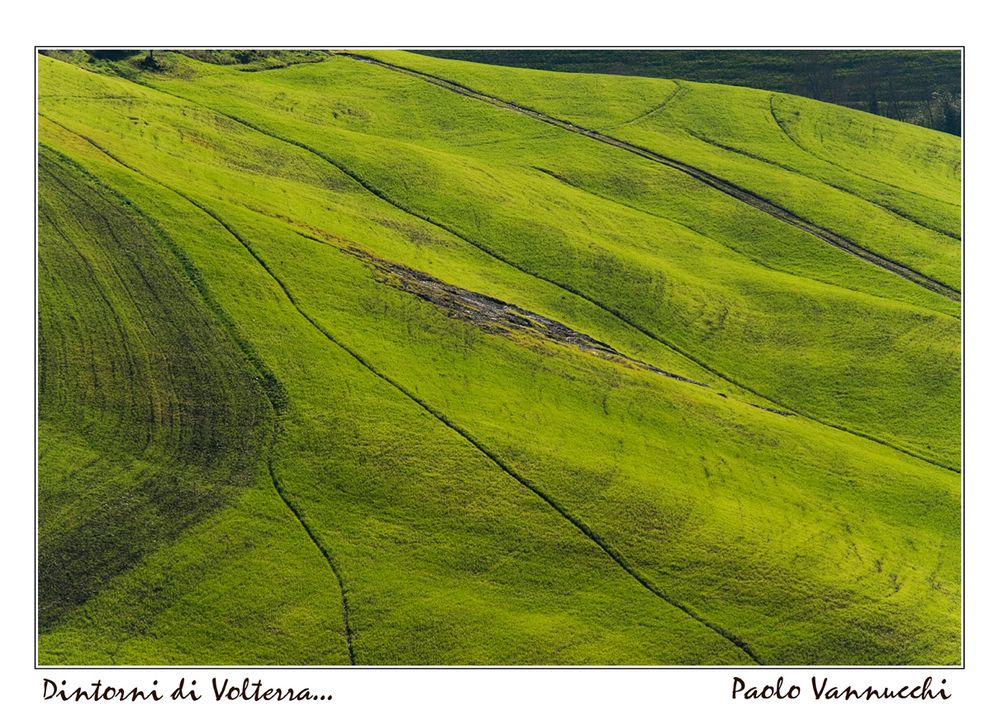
[37,50,960,665]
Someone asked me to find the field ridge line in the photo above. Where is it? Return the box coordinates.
[611,82,684,128]
[265,421,357,665]
[531,165,958,322]
[767,95,963,223]
[687,124,961,243]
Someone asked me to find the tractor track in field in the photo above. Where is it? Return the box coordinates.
[338,52,960,302]
[41,117,764,665]
[263,420,357,665]
[768,95,963,226]
[529,164,941,312]
[54,78,960,472]
[686,127,962,243]
[611,83,686,128]
[39,125,358,666]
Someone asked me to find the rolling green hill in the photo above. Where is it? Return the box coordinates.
[417,50,962,135]
[37,50,961,665]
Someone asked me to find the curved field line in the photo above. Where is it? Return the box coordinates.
[57,80,960,472]
[531,164,957,322]
[609,83,685,129]
[339,52,959,301]
[264,420,357,665]
[38,185,158,453]
[770,94,961,218]
[39,133,357,665]
[688,124,961,242]
[40,116,764,665]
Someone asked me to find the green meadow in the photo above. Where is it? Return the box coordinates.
[37,50,960,665]
[416,49,962,135]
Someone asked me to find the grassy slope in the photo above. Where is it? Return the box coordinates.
[38,52,961,664]
[38,68,753,667]
[37,147,352,664]
[126,51,959,468]
[364,51,961,289]
[416,50,962,135]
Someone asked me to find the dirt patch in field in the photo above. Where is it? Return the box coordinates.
[344,245,707,386]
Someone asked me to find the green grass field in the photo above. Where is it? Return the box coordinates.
[417,50,962,135]
[37,50,961,665]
